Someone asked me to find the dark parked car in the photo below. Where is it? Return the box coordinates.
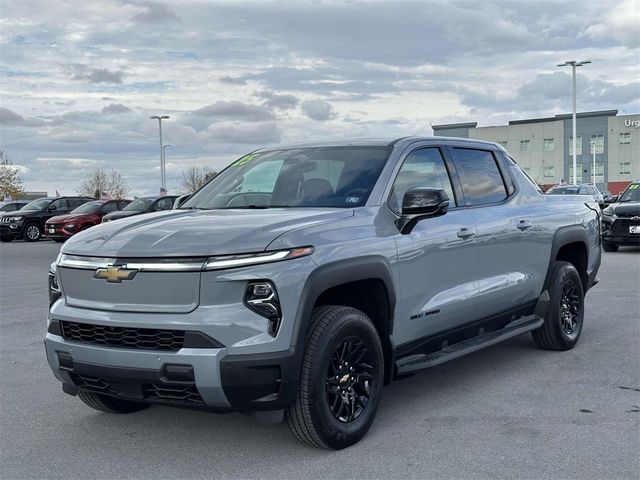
[0,196,94,242]
[44,199,132,242]
[101,195,178,223]
[0,200,30,212]
[601,180,640,251]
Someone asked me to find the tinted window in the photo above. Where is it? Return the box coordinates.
[50,199,70,211]
[388,148,456,213]
[155,197,174,211]
[451,148,507,206]
[71,201,102,214]
[124,198,155,211]
[100,201,119,214]
[21,198,52,211]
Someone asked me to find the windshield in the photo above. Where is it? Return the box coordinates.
[71,201,102,214]
[21,198,52,211]
[547,186,580,195]
[619,183,640,202]
[123,198,155,211]
[182,146,391,209]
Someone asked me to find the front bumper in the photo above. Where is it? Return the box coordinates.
[602,217,640,245]
[43,225,74,239]
[0,223,23,238]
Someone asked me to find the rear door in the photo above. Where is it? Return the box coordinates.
[447,146,544,319]
[391,145,480,345]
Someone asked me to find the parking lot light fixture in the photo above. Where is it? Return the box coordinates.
[150,115,170,189]
[557,60,591,186]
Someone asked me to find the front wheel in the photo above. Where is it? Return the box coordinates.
[532,261,584,351]
[286,306,384,450]
[22,223,42,242]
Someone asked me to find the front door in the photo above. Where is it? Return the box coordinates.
[391,146,480,346]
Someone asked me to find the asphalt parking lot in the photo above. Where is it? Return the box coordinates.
[1,240,639,480]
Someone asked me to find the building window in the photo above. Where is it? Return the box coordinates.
[569,136,582,155]
[498,141,508,149]
[620,162,631,175]
[569,163,583,183]
[543,166,555,179]
[543,138,554,150]
[520,140,530,151]
[620,132,631,145]
[594,163,605,183]
[590,134,604,154]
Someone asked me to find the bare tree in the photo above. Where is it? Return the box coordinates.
[0,150,25,199]
[78,169,129,199]
[179,165,217,193]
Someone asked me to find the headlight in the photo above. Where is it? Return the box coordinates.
[11,216,23,222]
[204,246,314,270]
[48,261,62,307]
[244,281,281,336]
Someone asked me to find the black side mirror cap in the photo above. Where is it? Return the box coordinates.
[397,187,449,234]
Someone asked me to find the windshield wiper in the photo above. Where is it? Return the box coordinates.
[225,204,292,209]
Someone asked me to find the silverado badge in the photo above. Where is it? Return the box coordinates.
[94,265,138,283]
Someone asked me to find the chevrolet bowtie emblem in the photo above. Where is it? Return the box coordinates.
[94,265,138,283]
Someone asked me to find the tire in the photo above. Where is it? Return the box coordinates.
[286,305,384,450]
[22,222,42,242]
[532,261,584,351]
[602,242,618,252]
[0,237,12,243]
[77,391,150,414]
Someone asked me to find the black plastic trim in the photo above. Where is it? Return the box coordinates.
[219,347,300,411]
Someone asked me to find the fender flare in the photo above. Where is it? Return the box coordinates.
[291,255,397,383]
[546,224,589,287]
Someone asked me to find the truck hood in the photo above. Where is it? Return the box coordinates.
[62,208,353,257]
[607,202,640,217]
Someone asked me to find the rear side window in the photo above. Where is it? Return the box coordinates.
[101,201,119,214]
[450,148,508,206]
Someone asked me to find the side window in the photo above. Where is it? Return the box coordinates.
[70,199,84,209]
[155,198,173,211]
[118,201,129,210]
[101,202,118,214]
[579,187,588,195]
[388,148,456,214]
[587,187,596,195]
[450,148,508,206]
[49,199,68,211]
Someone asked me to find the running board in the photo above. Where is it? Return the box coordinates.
[395,315,544,375]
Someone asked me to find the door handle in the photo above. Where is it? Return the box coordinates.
[457,227,476,239]
[517,219,533,231]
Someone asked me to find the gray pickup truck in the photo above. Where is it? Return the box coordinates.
[45,137,601,449]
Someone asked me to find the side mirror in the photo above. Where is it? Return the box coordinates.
[397,187,449,234]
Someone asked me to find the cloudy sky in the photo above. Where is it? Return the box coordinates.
[1,0,638,196]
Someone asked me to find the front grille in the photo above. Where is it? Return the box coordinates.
[612,219,640,236]
[144,384,205,406]
[1,217,14,223]
[60,321,185,351]
[47,224,62,229]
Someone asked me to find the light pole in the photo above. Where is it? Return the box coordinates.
[162,145,171,189]
[590,141,596,186]
[557,60,590,185]
[150,115,170,190]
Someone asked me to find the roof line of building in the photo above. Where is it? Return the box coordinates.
[433,109,620,130]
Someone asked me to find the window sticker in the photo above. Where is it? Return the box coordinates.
[232,153,259,167]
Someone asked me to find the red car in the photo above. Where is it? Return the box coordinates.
[44,199,131,242]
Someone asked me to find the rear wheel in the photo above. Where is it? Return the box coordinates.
[77,391,150,413]
[602,242,618,252]
[286,306,384,450]
[532,261,584,351]
[22,223,41,242]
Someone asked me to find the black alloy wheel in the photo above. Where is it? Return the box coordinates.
[325,336,375,424]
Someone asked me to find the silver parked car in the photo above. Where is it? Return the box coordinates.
[546,183,604,207]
